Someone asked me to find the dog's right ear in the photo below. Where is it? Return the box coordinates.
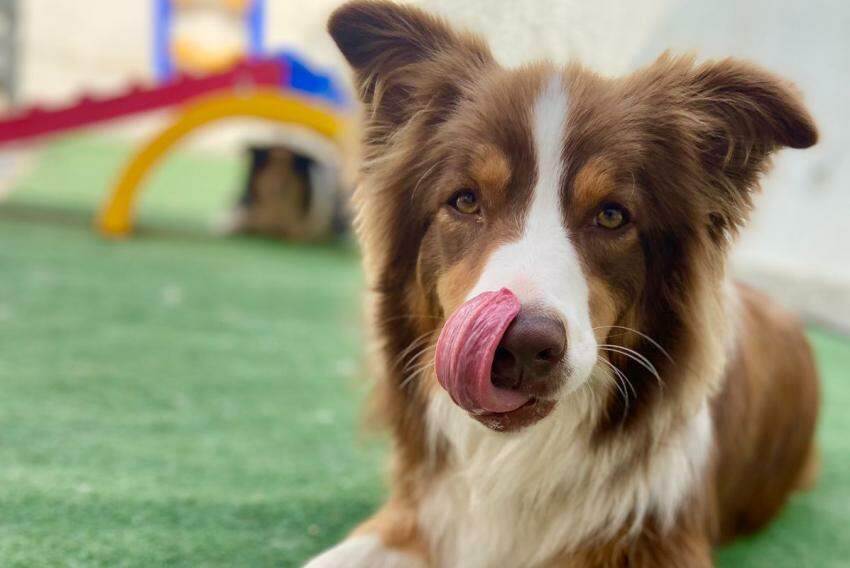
[328,1,493,128]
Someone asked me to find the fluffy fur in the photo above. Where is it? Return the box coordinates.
[307,2,821,566]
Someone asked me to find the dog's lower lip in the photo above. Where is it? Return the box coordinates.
[479,397,539,416]
[473,398,556,432]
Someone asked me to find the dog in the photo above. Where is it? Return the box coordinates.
[225,145,349,241]
[307,1,820,566]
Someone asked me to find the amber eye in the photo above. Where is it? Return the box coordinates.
[595,204,629,230]
[449,190,480,215]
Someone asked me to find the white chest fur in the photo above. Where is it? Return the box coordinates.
[420,385,713,568]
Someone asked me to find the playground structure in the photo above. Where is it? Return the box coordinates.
[0,0,350,237]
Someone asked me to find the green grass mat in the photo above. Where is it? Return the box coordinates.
[0,136,847,566]
[4,134,242,231]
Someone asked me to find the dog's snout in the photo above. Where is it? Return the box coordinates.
[491,311,566,393]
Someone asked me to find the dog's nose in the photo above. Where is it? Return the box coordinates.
[491,311,566,393]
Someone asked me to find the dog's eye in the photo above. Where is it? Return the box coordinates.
[449,190,480,215]
[595,204,629,230]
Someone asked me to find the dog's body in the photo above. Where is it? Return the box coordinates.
[308,2,819,566]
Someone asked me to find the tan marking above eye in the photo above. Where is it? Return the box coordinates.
[573,158,617,212]
[469,144,511,193]
[572,157,639,231]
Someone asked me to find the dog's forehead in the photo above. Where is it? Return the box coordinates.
[440,67,569,192]
[440,64,646,217]
[464,66,565,149]
[455,66,615,175]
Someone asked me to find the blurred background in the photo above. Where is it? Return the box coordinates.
[0,1,847,566]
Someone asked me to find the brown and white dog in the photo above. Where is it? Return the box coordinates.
[307,2,820,566]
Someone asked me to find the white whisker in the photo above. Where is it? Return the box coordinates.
[598,345,664,390]
[592,324,674,363]
[597,357,633,412]
[400,359,435,390]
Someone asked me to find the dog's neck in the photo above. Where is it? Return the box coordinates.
[420,381,711,567]
[416,280,736,567]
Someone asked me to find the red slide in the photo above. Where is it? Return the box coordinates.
[0,58,288,147]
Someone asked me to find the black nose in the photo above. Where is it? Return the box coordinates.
[491,311,566,394]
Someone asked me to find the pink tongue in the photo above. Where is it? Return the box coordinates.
[435,288,530,414]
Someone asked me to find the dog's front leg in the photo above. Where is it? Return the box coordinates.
[304,500,427,568]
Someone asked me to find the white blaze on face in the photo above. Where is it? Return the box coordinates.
[467,74,597,390]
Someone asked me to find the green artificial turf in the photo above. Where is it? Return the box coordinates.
[0,135,848,566]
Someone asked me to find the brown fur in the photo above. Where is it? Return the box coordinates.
[559,514,713,567]
[353,499,431,561]
[710,284,820,541]
[322,2,820,566]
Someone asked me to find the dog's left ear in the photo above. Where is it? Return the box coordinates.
[328,1,493,132]
[685,57,817,165]
[681,57,816,187]
[654,56,817,233]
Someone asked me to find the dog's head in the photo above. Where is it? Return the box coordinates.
[329,1,816,434]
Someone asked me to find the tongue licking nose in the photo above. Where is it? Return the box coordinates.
[435,288,531,414]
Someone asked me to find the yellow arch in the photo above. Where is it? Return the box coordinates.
[97,90,346,237]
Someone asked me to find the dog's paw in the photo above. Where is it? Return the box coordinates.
[303,535,425,568]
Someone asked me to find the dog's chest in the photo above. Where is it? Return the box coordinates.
[420,394,713,567]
